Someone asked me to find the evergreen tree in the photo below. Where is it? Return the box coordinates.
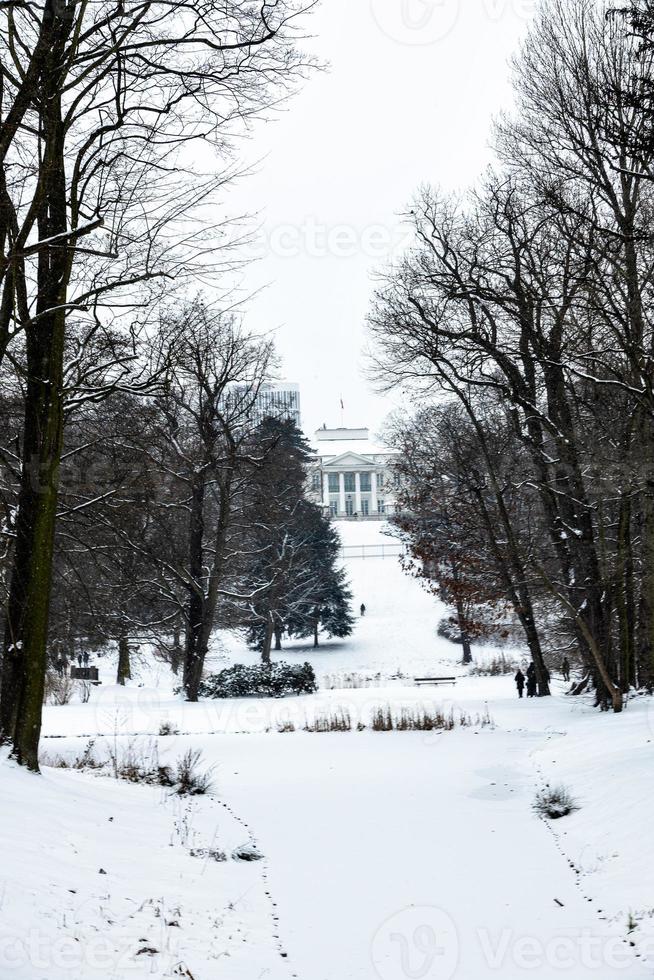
[286,511,354,648]
[242,417,354,659]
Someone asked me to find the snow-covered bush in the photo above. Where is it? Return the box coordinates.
[371,706,394,731]
[469,655,519,676]
[533,785,579,819]
[44,739,213,795]
[437,617,464,644]
[277,720,296,732]
[189,846,227,862]
[43,669,75,705]
[41,738,103,770]
[232,843,264,862]
[304,709,351,732]
[175,748,214,795]
[199,661,317,699]
[370,704,494,732]
[159,720,180,736]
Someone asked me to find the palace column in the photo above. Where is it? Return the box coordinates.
[355,473,362,515]
[371,471,378,513]
[322,472,330,508]
[338,472,346,515]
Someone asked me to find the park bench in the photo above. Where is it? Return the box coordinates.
[414,676,457,687]
[70,666,100,684]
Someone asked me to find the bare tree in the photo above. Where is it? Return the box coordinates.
[0,0,315,768]
[368,0,654,711]
[131,302,275,700]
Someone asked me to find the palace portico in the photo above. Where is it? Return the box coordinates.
[310,426,398,519]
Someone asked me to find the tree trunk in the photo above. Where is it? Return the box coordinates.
[274,626,282,651]
[0,77,70,769]
[615,492,636,692]
[472,485,550,694]
[537,563,623,712]
[261,616,274,665]
[637,481,654,690]
[116,634,131,686]
[183,474,232,701]
[183,480,206,701]
[171,626,182,675]
[0,329,66,768]
[313,618,319,648]
[453,596,473,665]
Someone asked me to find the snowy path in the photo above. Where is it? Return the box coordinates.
[207,724,647,980]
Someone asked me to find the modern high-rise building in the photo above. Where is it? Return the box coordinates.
[223,381,301,428]
[255,383,301,428]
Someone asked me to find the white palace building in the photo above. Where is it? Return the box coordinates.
[310,426,398,519]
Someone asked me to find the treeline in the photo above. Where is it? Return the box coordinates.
[0,305,352,718]
[0,0,319,769]
[370,0,654,711]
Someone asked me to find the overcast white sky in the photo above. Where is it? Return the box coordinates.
[226,0,536,439]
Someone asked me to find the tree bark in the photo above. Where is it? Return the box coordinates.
[171,626,182,675]
[183,472,232,701]
[182,480,205,701]
[0,74,70,769]
[452,580,473,665]
[116,634,131,686]
[261,615,273,665]
[616,492,636,692]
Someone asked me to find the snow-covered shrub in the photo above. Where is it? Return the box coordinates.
[533,785,579,819]
[395,707,455,731]
[277,720,296,732]
[232,842,264,861]
[43,737,212,794]
[461,706,494,728]
[175,748,214,795]
[44,669,75,705]
[370,704,495,732]
[437,617,464,644]
[199,661,317,699]
[304,709,351,732]
[189,846,227,862]
[324,669,408,690]
[41,738,103,770]
[109,740,175,787]
[371,706,394,731]
[469,655,519,676]
[159,720,180,736]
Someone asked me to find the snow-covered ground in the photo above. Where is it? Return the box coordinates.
[2,521,654,978]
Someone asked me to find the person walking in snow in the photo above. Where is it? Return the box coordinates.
[77,653,83,668]
[515,669,525,698]
[526,662,537,697]
[360,603,366,617]
[82,651,89,667]
[561,657,570,682]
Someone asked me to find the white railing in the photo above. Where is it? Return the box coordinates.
[340,543,404,560]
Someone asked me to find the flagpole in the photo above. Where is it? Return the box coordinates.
[339,395,344,428]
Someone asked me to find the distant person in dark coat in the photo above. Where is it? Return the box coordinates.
[515,669,525,698]
[82,651,89,667]
[360,603,366,617]
[526,663,537,697]
[77,653,83,668]
[561,657,570,682]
